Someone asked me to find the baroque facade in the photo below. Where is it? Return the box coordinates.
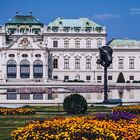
[0,13,139,106]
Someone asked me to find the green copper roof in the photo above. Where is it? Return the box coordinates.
[5,15,43,25]
[48,18,102,28]
[109,39,140,47]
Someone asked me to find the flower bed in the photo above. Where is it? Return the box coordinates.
[112,105,140,114]
[11,116,140,140]
[0,107,35,115]
[95,111,136,121]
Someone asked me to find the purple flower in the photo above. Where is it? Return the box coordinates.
[95,111,137,121]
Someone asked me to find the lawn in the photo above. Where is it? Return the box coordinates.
[0,105,112,140]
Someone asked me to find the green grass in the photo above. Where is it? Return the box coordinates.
[27,105,112,112]
[0,106,113,140]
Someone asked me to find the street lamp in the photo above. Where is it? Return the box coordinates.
[97,45,113,103]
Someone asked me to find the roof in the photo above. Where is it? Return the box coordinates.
[48,18,102,28]
[5,15,43,25]
[109,39,140,47]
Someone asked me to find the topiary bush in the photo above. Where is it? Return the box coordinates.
[117,72,125,83]
[63,94,87,114]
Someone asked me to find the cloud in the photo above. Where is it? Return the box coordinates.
[93,13,121,19]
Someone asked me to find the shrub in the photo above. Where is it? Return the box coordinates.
[132,80,140,83]
[117,72,125,83]
[63,94,87,114]
[126,80,131,83]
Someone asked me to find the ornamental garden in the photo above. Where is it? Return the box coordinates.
[0,94,139,140]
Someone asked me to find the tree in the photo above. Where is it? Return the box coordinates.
[117,72,125,83]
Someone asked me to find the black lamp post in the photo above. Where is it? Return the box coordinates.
[97,46,113,103]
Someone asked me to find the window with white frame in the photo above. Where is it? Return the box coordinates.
[7,60,17,78]
[118,59,124,69]
[64,75,69,81]
[20,94,30,100]
[129,59,134,69]
[53,59,58,68]
[129,75,134,80]
[108,76,112,80]
[86,76,91,81]
[75,39,80,48]
[53,75,58,80]
[97,38,102,48]
[86,59,91,69]
[75,58,80,69]
[53,40,58,47]
[7,93,17,100]
[33,60,43,78]
[33,94,43,100]
[64,40,69,48]
[20,60,30,78]
[86,39,91,48]
[64,59,69,69]
[97,76,102,82]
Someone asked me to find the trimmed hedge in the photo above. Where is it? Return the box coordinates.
[63,94,87,114]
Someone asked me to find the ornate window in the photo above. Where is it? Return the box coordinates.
[75,39,80,48]
[75,59,80,69]
[22,54,28,57]
[64,39,69,48]
[33,60,43,78]
[86,59,91,69]
[129,59,134,69]
[20,60,30,78]
[97,38,102,48]
[86,39,91,48]
[9,54,15,57]
[75,55,81,69]
[118,59,124,69]
[64,59,69,69]
[35,54,41,57]
[7,60,17,78]
[53,41,58,47]
[53,59,58,68]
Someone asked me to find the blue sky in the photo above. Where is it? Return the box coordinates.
[0,0,140,41]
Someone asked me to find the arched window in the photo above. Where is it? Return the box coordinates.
[7,60,17,78]
[33,60,43,78]
[20,60,30,78]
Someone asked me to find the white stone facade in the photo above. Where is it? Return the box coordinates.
[0,14,139,105]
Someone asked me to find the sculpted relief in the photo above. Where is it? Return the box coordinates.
[19,38,30,48]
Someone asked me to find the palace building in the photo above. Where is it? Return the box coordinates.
[0,13,139,106]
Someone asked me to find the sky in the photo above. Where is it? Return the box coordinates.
[0,0,140,41]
